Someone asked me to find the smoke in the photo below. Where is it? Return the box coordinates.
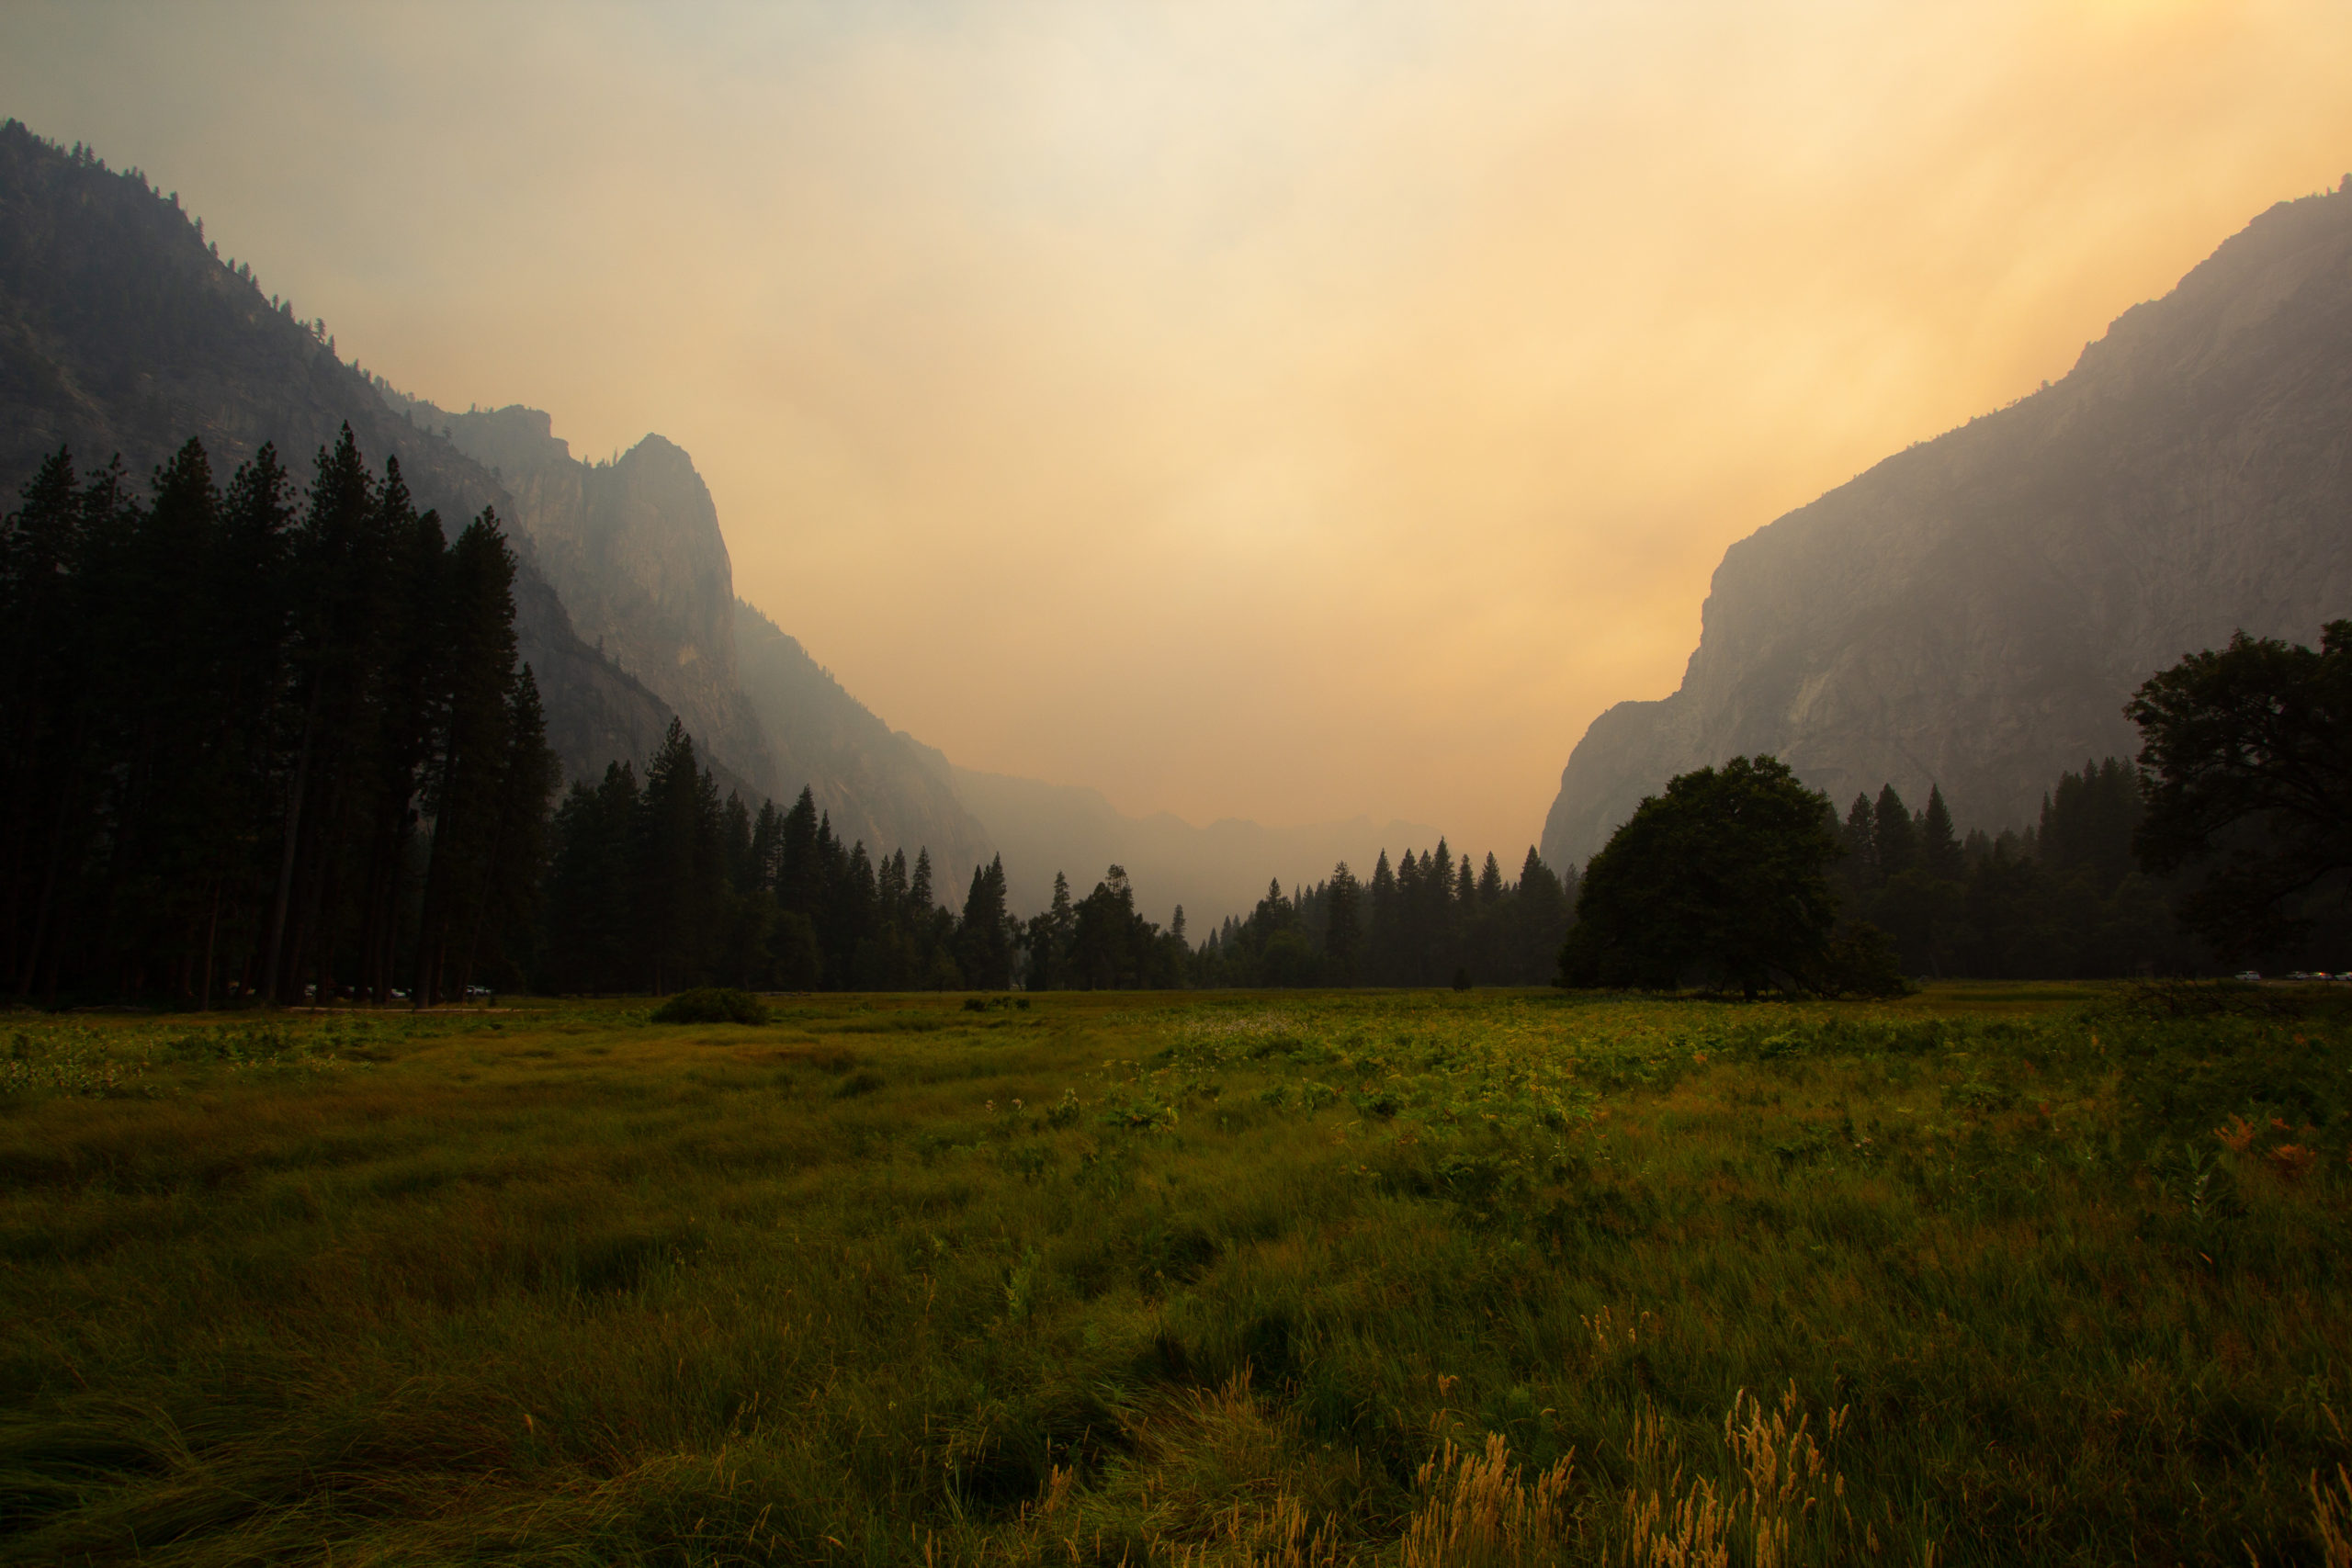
[6,0,2348,854]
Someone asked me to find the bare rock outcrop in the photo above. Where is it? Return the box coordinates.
[397,399,779,798]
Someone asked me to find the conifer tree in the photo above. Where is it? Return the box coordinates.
[637,720,715,994]
[465,664,558,992]
[1514,846,1573,981]
[414,510,522,1003]
[1919,785,1963,882]
[1872,785,1917,881]
[956,855,1013,988]
[748,800,784,897]
[1324,861,1363,981]
[777,787,822,918]
[1367,851,1401,985]
[1842,794,1876,885]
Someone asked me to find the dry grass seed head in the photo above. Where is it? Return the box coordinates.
[1402,1432,1577,1568]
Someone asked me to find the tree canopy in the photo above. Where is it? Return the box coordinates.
[2128,621,2352,959]
[1560,754,1840,996]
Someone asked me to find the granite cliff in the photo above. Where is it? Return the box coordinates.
[1542,179,2352,867]
[383,395,781,800]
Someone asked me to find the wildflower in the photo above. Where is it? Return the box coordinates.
[2267,1145,2315,1180]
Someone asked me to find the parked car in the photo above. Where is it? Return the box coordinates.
[2234,970,2263,982]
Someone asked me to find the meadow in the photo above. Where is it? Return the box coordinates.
[2,984,2348,1566]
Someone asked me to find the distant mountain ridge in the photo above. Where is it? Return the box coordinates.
[732,600,996,892]
[1542,179,2352,866]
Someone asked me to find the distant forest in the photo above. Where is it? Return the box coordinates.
[0,431,2291,1007]
[534,729,1577,995]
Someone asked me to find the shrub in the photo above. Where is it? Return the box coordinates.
[1819,920,1911,998]
[649,987,770,1026]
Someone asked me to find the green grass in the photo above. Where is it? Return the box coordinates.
[3,985,2349,1565]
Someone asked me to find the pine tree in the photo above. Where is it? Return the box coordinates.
[748,800,784,897]
[1367,850,1401,985]
[1026,869,1076,990]
[637,720,712,993]
[1324,861,1363,982]
[1920,785,1963,881]
[1841,794,1876,886]
[956,854,1013,988]
[1872,785,1917,881]
[777,786,822,918]
[464,664,558,993]
[1513,847,1572,983]
[414,510,521,1003]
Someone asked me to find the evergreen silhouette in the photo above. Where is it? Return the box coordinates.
[1,431,555,1004]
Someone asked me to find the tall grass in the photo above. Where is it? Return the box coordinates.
[1,985,2346,1563]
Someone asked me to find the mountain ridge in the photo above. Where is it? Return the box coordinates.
[0,121,731,796]
[1542,179,2352,866]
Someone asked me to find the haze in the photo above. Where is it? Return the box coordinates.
[5,1,2347,858]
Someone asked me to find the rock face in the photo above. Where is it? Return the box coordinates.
[391,396,779,799]
[0,121,695,794]
[733,600,996,887]
[1542,182,2352,867]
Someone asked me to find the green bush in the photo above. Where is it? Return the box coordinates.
[1820,919,1912,997]
[649,987,770,1025]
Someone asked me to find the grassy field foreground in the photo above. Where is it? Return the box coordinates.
[4,986,2350,1565]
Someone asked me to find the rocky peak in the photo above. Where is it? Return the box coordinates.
[402,396,777,797]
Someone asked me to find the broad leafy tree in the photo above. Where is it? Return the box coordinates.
[1560,755,1841,996]
[2129,622,2352,958]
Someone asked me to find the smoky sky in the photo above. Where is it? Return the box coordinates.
[6,1,2348,856]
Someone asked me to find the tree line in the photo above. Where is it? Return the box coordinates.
[1826,761,2193,978]
[0,431,556,1007]
[1191,846,1576,988]
[15,425,2337,1002]
[1562,621,2352,993]
[539,730,1014,995]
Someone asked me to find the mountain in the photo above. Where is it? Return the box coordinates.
[940,761,1441,927]
[376,398,1001,879]
[1542,179,2352,867]
[733,601,995,888]
[0,118,1439,921]
[0,120,702,793]
[382,393,781,799]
